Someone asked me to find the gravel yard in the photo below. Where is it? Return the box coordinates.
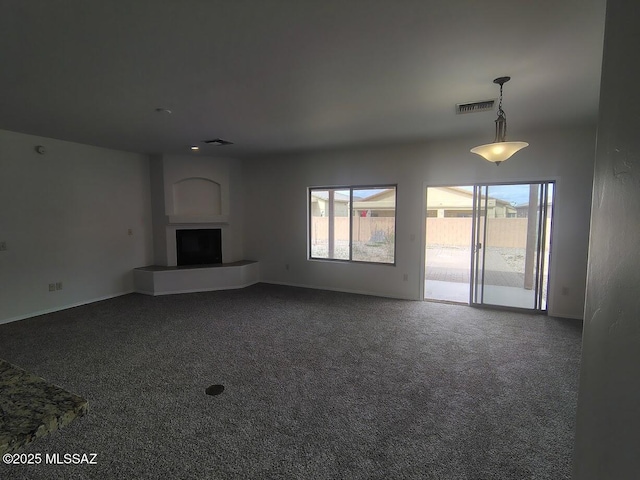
[311,240,394,263]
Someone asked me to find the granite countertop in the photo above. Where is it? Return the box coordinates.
[0,359,88,455]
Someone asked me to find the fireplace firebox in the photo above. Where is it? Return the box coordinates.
[176,229,222,266]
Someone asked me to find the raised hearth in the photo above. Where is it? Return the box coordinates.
[133,260,259,296]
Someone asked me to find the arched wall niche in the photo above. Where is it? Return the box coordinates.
[172,177,222,216]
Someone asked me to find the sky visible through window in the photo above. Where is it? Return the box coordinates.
[458,184,544,206]
[350,185,547,205]
[355,189,388,200]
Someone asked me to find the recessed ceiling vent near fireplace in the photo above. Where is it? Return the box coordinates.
[455,99,496,114]
[204,138,234,146]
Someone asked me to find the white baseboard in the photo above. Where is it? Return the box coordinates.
[261,280,413,301]
[136,280,259,296]
[0,291,135,325]
[548,309,584,320]
[133,289,155,296]
[1,283,579,323]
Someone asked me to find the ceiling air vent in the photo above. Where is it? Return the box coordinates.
[204,138,234,146]
[456,99,496,114]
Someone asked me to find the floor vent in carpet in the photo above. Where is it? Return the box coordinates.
[205,384,224,396]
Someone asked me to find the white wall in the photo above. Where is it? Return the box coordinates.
[574,0,640,477]
[243,125,596,318]
[0,129,153,324]
[162,155,230,219]
[0,124,595,322]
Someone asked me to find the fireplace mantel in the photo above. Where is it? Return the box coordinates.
[167,214,229,225]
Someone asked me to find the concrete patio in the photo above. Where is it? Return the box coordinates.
[425,246,545,309]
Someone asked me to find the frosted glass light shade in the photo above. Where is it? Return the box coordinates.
[470,141,529,164]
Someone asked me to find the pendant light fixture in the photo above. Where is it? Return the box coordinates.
[470,76,528,165]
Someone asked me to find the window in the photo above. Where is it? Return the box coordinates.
[309,186,396,264]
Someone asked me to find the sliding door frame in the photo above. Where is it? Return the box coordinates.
[470,180,555,313]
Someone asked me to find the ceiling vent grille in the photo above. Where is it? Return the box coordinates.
[204,138,234,146]
[456,99,496,114]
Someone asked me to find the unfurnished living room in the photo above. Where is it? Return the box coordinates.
[1,1,638,479]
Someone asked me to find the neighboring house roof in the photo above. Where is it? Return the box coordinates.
[360,189,394,202]
[515,200,553,209]
[353,189,395,211]
[313,186,519,211]
[427,186,516,208]
[311,191,350,202]
[440,186,515,207]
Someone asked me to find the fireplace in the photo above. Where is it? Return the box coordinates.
[176,229,222,266]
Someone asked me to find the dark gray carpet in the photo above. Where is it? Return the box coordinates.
[0,283,582,479]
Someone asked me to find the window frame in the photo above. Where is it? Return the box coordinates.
[308,184,397,265]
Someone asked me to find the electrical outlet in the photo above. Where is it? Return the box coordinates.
[49,283,56,292]
[0,241,7,251]
[56,282,63,291]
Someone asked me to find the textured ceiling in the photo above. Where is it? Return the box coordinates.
[0,0,606,157]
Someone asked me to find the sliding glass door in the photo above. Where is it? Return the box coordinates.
[470,182,554,310]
